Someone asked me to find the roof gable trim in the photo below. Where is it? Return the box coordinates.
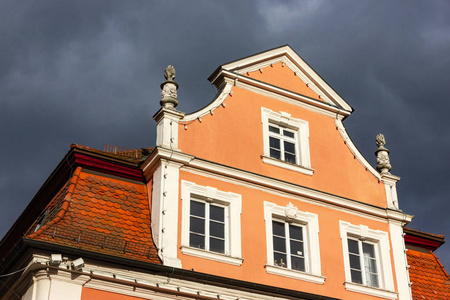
[212,45,352,112]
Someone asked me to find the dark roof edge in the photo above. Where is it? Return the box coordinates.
[22,239,341,300]
[404,227,445,251]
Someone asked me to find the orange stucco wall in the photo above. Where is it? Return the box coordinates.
[178,82,386,207]
[177,170,396,300]
[245,62,323,101]
[171,64,399,299]
[82,287,146,300]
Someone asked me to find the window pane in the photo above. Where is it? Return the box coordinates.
[190,216,205,234]
[190,201,205,217]
[365,257,377,273]
[290,240,304,257]
[285,153,296,164]
[283,130,295,138]
[210,205,224,222]
[350,269,363,284]
[274,252,287,267]
[349,253,361,270]
[270,149,281,160]
[269,137,280,149]
[362,243,375,258]
[291,256,305,272]
[273,236,286,253]
[348,239,359,254]
[269,125,280,134]
[366,273,379,288]
[210,237,225,254]
[289,225,303,241]
[272,221,285,236]
[210,221,225,239]
[284,141,296,154]
[190,233,205,249]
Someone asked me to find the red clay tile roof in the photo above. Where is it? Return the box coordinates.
[407,249,450,299]
[27,166,160,264]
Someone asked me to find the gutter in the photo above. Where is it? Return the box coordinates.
[20,239,341,300]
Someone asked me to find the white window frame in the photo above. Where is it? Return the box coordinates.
[264,201,325,284]
[261,108,313,175]
[181,181,243,266]
[189,197,228,254]
[339,221,397,300]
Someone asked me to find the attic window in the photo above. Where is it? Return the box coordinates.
[261,108,313,175]
[35,209,50,232]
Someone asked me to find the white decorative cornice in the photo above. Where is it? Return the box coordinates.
[335,118,381,180]
[211,45,353,112]
[143,147,413,224]
[182,84,233,122]
[214,70,351,119]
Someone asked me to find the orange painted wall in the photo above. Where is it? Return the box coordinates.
[178,81,386,207]
[177,170,396,300]
[81,287,147,300]
[245,62,322,101]
[173,63,397,298]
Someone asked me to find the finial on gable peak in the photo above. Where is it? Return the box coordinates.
[375,133,392,174]
[160,65,178,108]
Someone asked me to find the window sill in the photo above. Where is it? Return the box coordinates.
[344,282,398,300]
[180,246,244,266]
[265,265,325,284]
[262,155,314,175]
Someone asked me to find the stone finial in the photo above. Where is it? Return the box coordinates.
[160,65,178,108]
[375,133,392,174]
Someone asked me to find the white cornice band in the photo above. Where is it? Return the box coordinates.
[142,147,413,224]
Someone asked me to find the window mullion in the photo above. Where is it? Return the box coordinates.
[358,241,367,285]
[205,202,210,251]
[285,223,291,269]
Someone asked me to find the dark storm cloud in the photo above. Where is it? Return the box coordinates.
[1,1,449,266]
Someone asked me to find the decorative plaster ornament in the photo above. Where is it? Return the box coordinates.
[284,202,298,220]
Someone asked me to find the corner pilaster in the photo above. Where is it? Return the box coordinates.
[382,173,401,210]
[153,108,185,149]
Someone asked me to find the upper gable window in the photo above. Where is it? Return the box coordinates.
[261,108,313,175]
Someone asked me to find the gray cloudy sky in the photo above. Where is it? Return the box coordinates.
[1,1,449,267]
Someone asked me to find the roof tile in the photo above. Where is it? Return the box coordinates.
[407,249,450,299]
[27,170,160,264]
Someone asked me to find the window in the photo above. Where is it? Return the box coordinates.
[272,220,306,271]
[261,108,313,175]
[264,202,324,284]
[347,238,379,287]
[189,198,227,254]
[340,221,397,300]
[181,181,243,266]
[268,124,298,164]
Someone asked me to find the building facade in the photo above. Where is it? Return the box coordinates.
[1,45,444,300]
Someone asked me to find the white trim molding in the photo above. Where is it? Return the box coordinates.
[335,118,381,181]
[264,201,324,284]
[142,147,414,225]
[181,180,243,265]
[212,45,353,112]
[261,108,313,175]
[339,221,397,300]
